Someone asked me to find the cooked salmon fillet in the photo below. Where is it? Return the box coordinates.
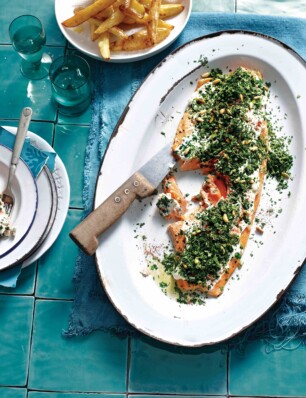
[163,175,187,214]
[156,175,187,221]
[161,67,270,298]
[172,113,217,172]
[200,174,229,207]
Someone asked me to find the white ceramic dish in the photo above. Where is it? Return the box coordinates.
[21,130,70,267]
[0,127,70,270]
[94,31,306,346]
[0,140,53,270]
[0,145,38,262]
[55,0,192,63]
[27,166,59,258]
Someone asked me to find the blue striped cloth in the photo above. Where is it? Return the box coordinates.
[65,13,306,350]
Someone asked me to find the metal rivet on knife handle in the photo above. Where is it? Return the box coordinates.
[133,180,139,186]
[115,197,121,203]
[124,189,130,195]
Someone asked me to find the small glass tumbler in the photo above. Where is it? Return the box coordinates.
[49,55,91,116]
[9,15,48,80]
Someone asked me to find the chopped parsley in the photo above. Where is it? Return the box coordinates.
[162,199,240,286]
[159,67,293,293]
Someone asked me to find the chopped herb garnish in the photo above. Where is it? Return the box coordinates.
[156,67,292,302]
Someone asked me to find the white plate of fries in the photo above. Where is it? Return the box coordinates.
[55,0,192,62]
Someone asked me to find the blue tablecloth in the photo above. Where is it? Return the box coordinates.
[65,13,306,350]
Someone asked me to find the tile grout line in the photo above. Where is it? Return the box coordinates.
[0,292,74,300]
[26,388,127,395]
[25,391,229,396]
[124,393,232,397]
[33,260,39,297]
[25,296,37,393]
[126,336,132,394]
[0,291,34,297]
[0,43,66,47]
[226,342,230,398]
[51,120,56,149]
[0,118,90,127]
[31,254,39,397]
[51,39,70,134]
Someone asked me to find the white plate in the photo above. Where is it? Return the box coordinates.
[0,137,53,270]
[20,130,70,267]
[28,166,59,258]
[0,145,38,261]
[0,127,70,270]
[94,31,306,346]
[55,0,192,63]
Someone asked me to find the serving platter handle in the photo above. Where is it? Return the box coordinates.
[69,172,156,255]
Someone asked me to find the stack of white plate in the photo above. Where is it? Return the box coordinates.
[0,126,70,271]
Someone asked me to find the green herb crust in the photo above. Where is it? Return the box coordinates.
[160,67,293,295]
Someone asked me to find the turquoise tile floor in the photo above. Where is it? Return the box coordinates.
[0,0,305,396]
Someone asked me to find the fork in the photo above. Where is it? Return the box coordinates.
[2,107,32,216]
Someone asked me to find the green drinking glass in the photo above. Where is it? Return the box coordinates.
[49,55,92,116]
[9,15,48,80]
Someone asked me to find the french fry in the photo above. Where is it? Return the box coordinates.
[121,14,172,27]
[88,17,101,26]
[147,0,161,44]
[122,3,184,25]
[138,0,151,7]
[120,8,149,23]
[73,6,84,13]
[129,0,146,17]
[62,0,117,27]
[97,32,111,60]
[119,0,146,22]
[139,0,185,17]
[95,5,115,19]
[110,27,170,51]
[159,4,184,19]
[94,8,125,35]
[91,17,130,39]
[120,7,149,21]
[88,18,103,40]
[94,0,123,19]
[109,26,129,38]
[157,19,174,30]
[89,19,98,40]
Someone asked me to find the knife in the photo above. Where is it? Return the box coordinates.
[70,143,175,256]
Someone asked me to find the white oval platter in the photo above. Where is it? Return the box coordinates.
[0,145,38,261]
[55,0,192,63]
[94,31,306,346]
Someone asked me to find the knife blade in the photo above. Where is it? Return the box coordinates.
[70,142,176,255]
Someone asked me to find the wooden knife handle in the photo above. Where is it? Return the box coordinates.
[70,172,156,255]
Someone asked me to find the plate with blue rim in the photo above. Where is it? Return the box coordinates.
[1,126,70,271]
[0,144,38,265]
